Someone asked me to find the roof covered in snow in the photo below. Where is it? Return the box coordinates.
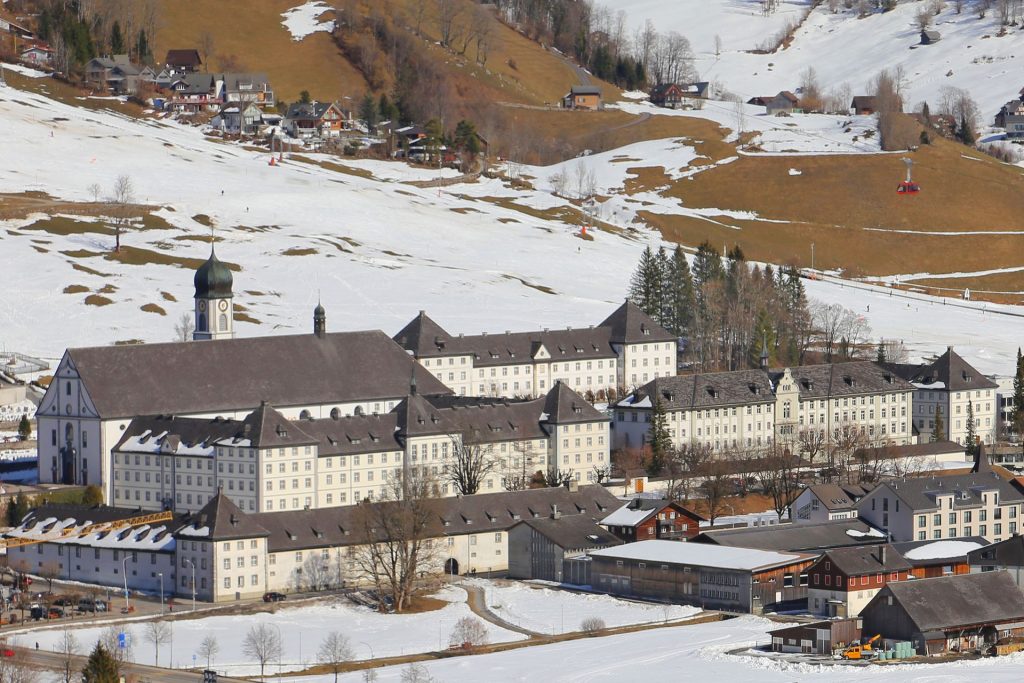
[591,540,811,571]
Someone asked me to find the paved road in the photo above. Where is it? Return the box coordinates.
[14,647,251,683]
[461,583,541,638]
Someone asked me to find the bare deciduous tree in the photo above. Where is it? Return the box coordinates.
[108,174,135,253]
[0,650,39,683]
[444,436,497,495]
[198,31,215,68]
[317,631,354,683]
[448,616,489,648]
[174,312,195,342]
[57,630,80,683]
[438,0,462,48]
[697,457,732,526]
[101,625,134,664]
[400,663,435,683]
[349,470,441,613]
[145,621,171,666]
[87,183,102,203]
[580,616,606,633]
[243,623,281,679]
[197,634,219,670]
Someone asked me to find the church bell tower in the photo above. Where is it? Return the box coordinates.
[193,245,234,341]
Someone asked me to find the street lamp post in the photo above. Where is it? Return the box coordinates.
[121,557,130,612]
[185,559,196,612]
[271,623,283,683]
[157,572,164,615]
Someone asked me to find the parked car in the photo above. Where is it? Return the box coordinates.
[29,606,44,621]
[52,596,76,607]
[262,592,286,603]
[77,598,107,613]
[48,606,63,619]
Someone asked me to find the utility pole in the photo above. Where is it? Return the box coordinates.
[811,242,815,271]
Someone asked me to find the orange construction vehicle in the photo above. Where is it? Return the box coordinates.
[841,634,881,660]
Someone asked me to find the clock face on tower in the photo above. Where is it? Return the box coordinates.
[198,300,207,312]
[218,299,229,312]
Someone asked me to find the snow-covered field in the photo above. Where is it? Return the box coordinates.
[467,579,701,634]
[606,0,1024,115]
[1,75,1022,377]
[23,587,523,675]
[284,614,1024,682]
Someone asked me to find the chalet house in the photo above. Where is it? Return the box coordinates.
[850,95,877,115]
[885,347,998,445]
[221,72,274,109]
[792,483,869,524]
[600,498,705,542]
[167,73,221,113]
[649,82,710,109]
[217,102,264,136]
[563,85,602,110]
[507,512,621,583]
[769,618,861,655]
[19,44,51,67]
[806,543,912,617]
[861,571,1024,655]
[589,540,815,614]
[85,55,129,90]
[995,99,1024,137]
[164,49,201,74]
[765,91,799,116]
[920,30,941,45]
[893,537,986,578]
[693,518,888,554]
[284,101,346,139]
[856,454,1024,543]
[968,534,1024,588]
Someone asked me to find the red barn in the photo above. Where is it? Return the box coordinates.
[600,498,705,543]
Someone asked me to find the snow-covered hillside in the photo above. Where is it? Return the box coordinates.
[1,77,1022,376]
[608,0,1024,116]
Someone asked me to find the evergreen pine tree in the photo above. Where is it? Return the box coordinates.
[628,246,659,318]
[932,404,945,442]
[652,247,670,326]
[378,93,398,123]
[82,643,120,683]
[876,341,886,363]
[17,413,30,440]
[958,114,975,145]
[665,245,695,337]
[965,400,977,456]
[110,21,124,55]
[6,492,29,527]
[359,93,379,129]
[136,29,150,64]
[692,241,723,290]
[646,398,671,476]
[1012,348,1024,433]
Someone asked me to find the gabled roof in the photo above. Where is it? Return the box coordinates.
[221,72,270,91]
[871,571,1024,632]
[599,301,675,344]
[625,369,774,411]
[165,49,201,68]
[517,514,621,551]
[173,73,216,95]
[967,534,1024,566]
[61,330,450,419]
[114,413,248,455]
[569,85,602,96]
[241,401,317,448]
[592,539,812,571]
[285,101,336,120]
[816,543,911,576]
[885,347,997,391]
[860,470,1024,513]
[542,381,606,424]
[805,483,865,511]
[894,538,987,565]
[177,492,269,541]
[850,95,877,110]
[771,361,913,398]
[600,498,704,527]
[694,519,886,552]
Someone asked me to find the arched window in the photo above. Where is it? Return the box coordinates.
[219,314,228,331]
[299,409,311,420]
[197,312,207,331]
[330,408,340,420]
[64,423,74,446]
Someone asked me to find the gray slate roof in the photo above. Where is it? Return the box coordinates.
[570,85,602,96]
[63,330,450,419]
[817,543,912,576]
[517,514,621,551]
[873,571,1024,632]
[967,534,1024,567]
[250,484,620,553]
[861,470,1024,513]
[177,492,269,541]
[885,347,997,391]
[629,369,774,411]
[772,361,914,399]
[694,519,885,552]
[894,536,989,565]
[598,301,675,344]
[805,483,869,511]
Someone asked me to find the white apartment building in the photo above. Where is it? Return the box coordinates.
[109,382,610,515]
[856,456,1024,544]
[886,347,998,446]
[613,361,914,452]
[394,301,677,399]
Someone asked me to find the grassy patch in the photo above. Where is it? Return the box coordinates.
[234,311,261,324]
[192,214,213,227]
[23,216,113,237]
[106,246,240,271]
[161,291,178,302]
[501,274,556,295]
[97,284,118,294]
[63,285,89,294]
[282,247,318,256]
[84,294,113,306]
[141,303,167,315]
[71,262,111,277]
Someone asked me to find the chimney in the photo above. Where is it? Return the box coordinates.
[551,504,561,520]
[566,479,579,493]
[879,545,887,565]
